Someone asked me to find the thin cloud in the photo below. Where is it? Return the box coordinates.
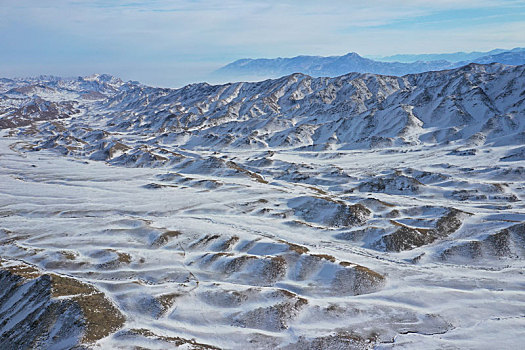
[0,0,523,86]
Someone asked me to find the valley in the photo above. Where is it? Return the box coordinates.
[0,64,524,349]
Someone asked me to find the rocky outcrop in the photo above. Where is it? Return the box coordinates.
[441,223,525,262]
[288,196,371,228]
[376,208,469,252]
[0,261,125,349]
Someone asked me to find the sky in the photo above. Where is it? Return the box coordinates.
[1,0,524,87]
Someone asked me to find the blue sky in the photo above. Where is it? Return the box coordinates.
[1,0,524,87]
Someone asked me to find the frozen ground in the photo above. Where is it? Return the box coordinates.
[0,66,524,349]
[1,135,524,349]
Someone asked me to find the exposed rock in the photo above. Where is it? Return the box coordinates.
[288,196,371,227]
[377,209,469,252]
[281,332,372,350]
[358,174,422,195]
[115,328,220,349]
[441,223,525,261]
[231,300,306,332]
[0,260,125,348]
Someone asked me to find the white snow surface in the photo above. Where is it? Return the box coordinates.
[0,65,524,349]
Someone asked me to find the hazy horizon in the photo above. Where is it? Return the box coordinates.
[1,0,524,87]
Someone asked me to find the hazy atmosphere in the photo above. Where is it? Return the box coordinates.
[2,1,525,349]
[1,0,524,86]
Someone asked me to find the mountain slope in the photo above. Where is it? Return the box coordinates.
[3,64,524,158]
[469,49,525,66]
[374,48,522,63]
[73,64,525,155]
[1,64,524,349]
[214,49,525,81]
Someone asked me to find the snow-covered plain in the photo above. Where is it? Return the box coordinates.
[0,66,524,349]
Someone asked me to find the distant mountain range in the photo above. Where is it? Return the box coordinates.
[370,48,524,63]
[213,48,525,82]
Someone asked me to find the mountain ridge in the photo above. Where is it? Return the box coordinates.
[371,47,524,63]
[1,62,525,349]
[214,48,525,82]
[3,62,523,162]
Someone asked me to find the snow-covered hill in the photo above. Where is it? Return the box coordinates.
[1,64,524,349]
[17,63,521,160]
